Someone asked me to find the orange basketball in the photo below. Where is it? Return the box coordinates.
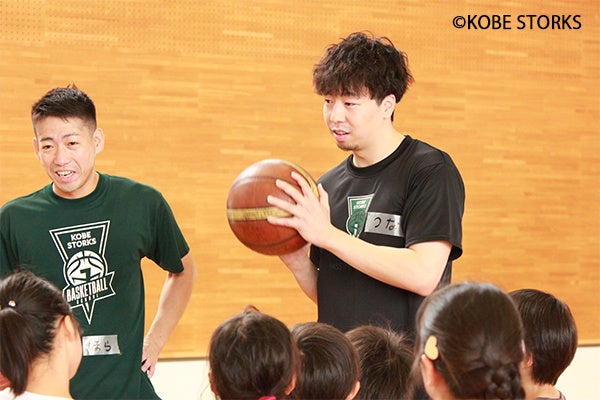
[226,159,319,256]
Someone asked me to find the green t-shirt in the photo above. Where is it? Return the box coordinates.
[0,173,190,400]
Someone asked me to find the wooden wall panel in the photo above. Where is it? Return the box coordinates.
[0,1,598,358]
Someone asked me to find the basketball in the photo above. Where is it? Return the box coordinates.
[226,158,319,256]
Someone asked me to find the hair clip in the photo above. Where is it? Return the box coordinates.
[8,300,16,307]
[424,335,439,361]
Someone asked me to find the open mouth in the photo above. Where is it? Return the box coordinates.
[332,129,349,136]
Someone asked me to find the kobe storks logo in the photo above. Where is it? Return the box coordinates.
[50,221,115,324]
[346,194,374,237]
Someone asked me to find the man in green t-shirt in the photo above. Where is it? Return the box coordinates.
[0,85,197,399]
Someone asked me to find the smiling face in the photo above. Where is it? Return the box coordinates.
[33,116,104,199]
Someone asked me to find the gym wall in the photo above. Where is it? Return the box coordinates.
[0,1,597,357]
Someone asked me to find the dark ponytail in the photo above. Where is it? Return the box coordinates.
[0,271,74,395]
[415,282,526,400]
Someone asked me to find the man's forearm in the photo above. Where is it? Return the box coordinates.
[145,252,197,352]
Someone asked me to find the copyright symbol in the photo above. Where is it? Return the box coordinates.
[453,16,465,28]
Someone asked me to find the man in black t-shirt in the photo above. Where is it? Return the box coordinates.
[267,32,465,339]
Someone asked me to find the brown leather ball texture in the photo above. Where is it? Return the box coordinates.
[226,159,318,256]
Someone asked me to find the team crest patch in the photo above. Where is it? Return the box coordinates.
[50,221,115,324]
[346,194,374,237]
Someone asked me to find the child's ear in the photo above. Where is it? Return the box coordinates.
[420,354,451,399]
[420,354,436,387]
[208,370,217,396]
[284,373,296,395]
[61,315,79,341]
[346,380,360,400]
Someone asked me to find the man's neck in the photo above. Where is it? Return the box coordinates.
[352,132,405,167]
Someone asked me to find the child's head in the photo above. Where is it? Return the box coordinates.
[0,271,81,396]
[415,282,525,400]
[208,305,298,400]
[291,322,360,400]
[510,288,577,385]
[346,325,413,400]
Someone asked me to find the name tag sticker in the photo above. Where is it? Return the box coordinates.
[364,212,403,237]
[82,334,121,356]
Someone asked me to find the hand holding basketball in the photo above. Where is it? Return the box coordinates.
[267,170,331,247]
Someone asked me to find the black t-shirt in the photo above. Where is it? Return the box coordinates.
[310,136,465,336]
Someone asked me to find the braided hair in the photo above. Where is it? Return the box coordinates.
[415,282,525,400]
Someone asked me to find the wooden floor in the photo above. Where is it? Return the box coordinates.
[0,1,598,357]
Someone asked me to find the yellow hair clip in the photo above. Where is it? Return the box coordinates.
[424,335,439,361]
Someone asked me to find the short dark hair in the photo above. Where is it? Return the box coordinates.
[208,305,299,400]
[346,324,413,400]
[31,84,97,134]
[291,322,360,400]
[415,282,525,399]
[313,31,414,104]
[0,271,77,396]
[510,288,578,385]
